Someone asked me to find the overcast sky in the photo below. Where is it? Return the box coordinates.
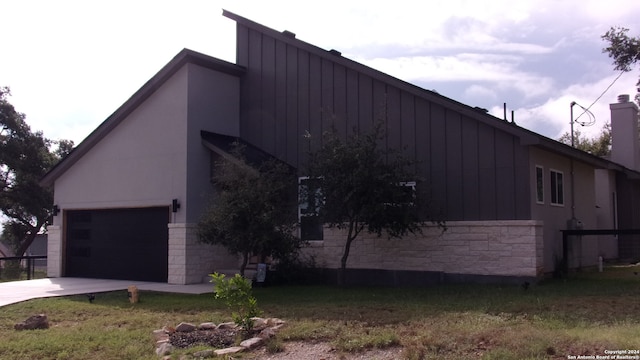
[2,0,639,146]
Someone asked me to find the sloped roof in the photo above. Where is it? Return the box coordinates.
[40,49,245,187]
[222,9,640,179]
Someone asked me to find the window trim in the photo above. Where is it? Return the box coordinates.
[550,169,564,206]
[535,165,544,204]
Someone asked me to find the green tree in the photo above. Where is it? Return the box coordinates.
[0,87,73,257]
[602,26,640,104]
[558,122,611,157]
[198,143,301,277]
[304,122,443,285]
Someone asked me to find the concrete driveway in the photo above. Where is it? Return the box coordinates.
[0,278,213,307]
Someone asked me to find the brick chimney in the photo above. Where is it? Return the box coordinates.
[610,94,640,171]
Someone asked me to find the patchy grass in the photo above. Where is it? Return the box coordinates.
[0,266,639,359]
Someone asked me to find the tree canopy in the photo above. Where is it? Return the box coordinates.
[602,26,640,104]
[304,122,443,285]
[0,87,72,256]
[558,122,611,157]
[197,143,301,276]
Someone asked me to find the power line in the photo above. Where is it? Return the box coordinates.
[574,70,625,123]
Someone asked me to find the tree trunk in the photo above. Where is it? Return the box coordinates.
[338,221,356,286]
[15,223,41,257]
[239,252,249,277]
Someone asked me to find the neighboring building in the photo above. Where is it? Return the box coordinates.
[40,11,640,285]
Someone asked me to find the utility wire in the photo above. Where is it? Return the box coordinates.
[574,70,625,123]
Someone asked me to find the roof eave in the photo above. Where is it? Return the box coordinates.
[40,49,245,187]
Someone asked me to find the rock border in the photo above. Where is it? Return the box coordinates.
[153,317,285,358]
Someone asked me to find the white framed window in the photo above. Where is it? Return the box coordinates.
[550,169,564,206]
[535,165,544,204]
[298,177,323,240]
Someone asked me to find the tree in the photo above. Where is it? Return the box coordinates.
[304,122,443,285]
[558,122,611,157]
[0,87,73,256]
[198,143,301,277]
[602,26,640,104]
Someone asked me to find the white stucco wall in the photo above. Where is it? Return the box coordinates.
[49,62,243,283]
[52,66,190,218]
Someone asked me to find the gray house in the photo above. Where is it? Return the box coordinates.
[40,10,640,285]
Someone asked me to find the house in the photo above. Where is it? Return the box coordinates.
[40,10,640,285]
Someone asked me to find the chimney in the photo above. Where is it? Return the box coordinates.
[610,94,640,171]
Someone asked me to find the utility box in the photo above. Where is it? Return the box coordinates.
[567,217,584,230]
[128,285,139,303]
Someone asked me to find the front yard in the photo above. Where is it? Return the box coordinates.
[0,266,639,359]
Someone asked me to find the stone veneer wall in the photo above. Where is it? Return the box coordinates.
[168,223,237,284]
[46,225,62,278]
[303,220,544,278]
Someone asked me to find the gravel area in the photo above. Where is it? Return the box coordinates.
[252,341,404,360]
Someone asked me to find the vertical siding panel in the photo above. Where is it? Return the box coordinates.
[495,131,516,219]
[445,110,463,219]
[415,98,430,181]
[308,54,322,151]
[244,29,263,146]
[430,103,447,216]
[478,123,497,219]
[236,24,249,66]
[321,58,334,135]
[333,64,347,135]
[261,35,276,154]
[358,74,373,134]
[386,86,401,151]
[514,145,531,219]
[401,92,416,162]
[461,117,480,219]
[286,44,299,167]
[297,50,310,170]
[345,68,359,133]
[274,39,287,159]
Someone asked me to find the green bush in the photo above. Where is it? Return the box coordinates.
[210,273,261,331]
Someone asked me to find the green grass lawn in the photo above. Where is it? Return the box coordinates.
[1,266,639,359]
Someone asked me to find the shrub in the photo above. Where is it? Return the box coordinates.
[210,273,261,331]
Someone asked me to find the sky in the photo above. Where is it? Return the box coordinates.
[1,0,639,147]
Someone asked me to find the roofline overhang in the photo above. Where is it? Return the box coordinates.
[40,49,245,187]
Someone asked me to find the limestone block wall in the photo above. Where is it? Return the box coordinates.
[168,223,237,284]
[303,220,544,278]
[46,226,62,278]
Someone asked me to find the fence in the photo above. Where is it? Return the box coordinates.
[0,256,48,280]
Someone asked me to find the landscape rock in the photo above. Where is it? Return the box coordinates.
[214,346,245,356]
[240,337,264,349]
[266,317,285,327]
[155,342,172,356]
[175,322,196,332]
[152,329,168,341]
[251,317,267,330]
[14,314,49,330]
[216,321,237,330]
[192,349,215,358]
[198,322,217,330]
[259,327,277,339]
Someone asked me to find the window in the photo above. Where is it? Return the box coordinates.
[298,177,323,240]
[535,166,544,204]
[550,169,564,205]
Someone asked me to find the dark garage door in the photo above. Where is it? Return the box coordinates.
[65,207,169,282]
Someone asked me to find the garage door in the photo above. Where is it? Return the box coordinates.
[65,207,169,282]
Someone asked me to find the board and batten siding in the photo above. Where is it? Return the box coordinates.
[235,23,531,221]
